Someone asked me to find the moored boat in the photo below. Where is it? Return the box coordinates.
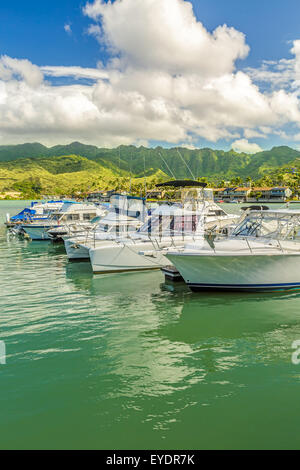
[166,209,300,292]
[5,200,65,229]
[22,202,105,240]
[64,194,147,260]
[88,181,239,274]
[64,212,143,260]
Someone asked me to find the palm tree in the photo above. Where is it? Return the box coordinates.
[246,176,252,188]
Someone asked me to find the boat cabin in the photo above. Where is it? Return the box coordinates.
[51,203,101,223]
[94,212,143,239]
[137,205,201,237]
[232,210,300,240]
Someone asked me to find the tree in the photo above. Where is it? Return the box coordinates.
[246,176,252,188]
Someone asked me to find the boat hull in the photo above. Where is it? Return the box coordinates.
[89,242,170,274]
[21,225,55,240]
[166,252,300,292]
[64,238,90,261]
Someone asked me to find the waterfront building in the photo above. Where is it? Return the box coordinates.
[213,186,292,203]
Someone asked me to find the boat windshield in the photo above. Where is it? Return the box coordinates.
[97,223,113,233]
[50,212,60,220]
[138,215,199,236]
[96,221,137,234]
[91,216,102,224]
[207,208,227,217]
[232,212,300,240]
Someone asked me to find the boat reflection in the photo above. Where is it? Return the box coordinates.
[64,263,300,409]
[65,262,166,296]
[157,287,300,343]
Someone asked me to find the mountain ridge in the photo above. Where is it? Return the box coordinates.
[0,143,300,198]
[0,142,299,181]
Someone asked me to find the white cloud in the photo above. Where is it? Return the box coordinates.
[86,24,102,43]
[41,65,109,80]
[245,40,300,93]
[0,55,43,88]
[245,59,295,90]
[83,0,249,77]
[244,128,267,139]
[0,0,299,148]
[64,23,72,35]
[232,139,262,154]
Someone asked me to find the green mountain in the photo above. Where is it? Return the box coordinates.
[0,142,300,198]
[0,154,168,198]
[0,142,299,180]
[0,155,122,197]
[0,143,49,161]
[241,146,300,178]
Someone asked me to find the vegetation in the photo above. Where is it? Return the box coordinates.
[0,142,300,198]
[0,154,169,198]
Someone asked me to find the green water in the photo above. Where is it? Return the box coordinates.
[1,201,300,450]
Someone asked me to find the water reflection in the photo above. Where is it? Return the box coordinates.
[2,209,300,448]
[64,259,300,406]
[158,288,300,341]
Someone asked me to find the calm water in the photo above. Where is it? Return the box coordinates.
[1,201,300,450]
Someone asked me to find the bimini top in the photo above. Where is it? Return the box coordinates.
[241,205,269,211]
[156,180,207,188]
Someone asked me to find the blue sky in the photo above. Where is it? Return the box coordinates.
[0,0,299,69]
[0,0,300,151]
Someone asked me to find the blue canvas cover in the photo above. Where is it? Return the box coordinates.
[11,208,36,221]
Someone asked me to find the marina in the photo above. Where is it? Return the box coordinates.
[5,189,300,289]
[2,0,300,453]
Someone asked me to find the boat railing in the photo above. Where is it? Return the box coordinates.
[245,238,253,254]
[210,236,300,254]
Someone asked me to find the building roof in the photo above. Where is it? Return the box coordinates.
[213,186,290,192]
[252,187,289,191]
[212,187,250,192]
[232,187,251,192]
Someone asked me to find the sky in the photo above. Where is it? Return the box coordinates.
[1,0,300,152]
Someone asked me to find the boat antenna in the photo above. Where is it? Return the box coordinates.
[176,148,196,180]
[144,154,147,198]
[158,151,177,180]
[118,147,121,192]
[130,153,132,194]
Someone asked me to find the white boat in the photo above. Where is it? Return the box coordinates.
[47,214,106,242]
[5,200,65,228]
[22,202,105,240]
[88,205,202,273]
[87,182,239,274]
[166,209,300,292]
[64,212,144,261]
[64,194,147,260]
